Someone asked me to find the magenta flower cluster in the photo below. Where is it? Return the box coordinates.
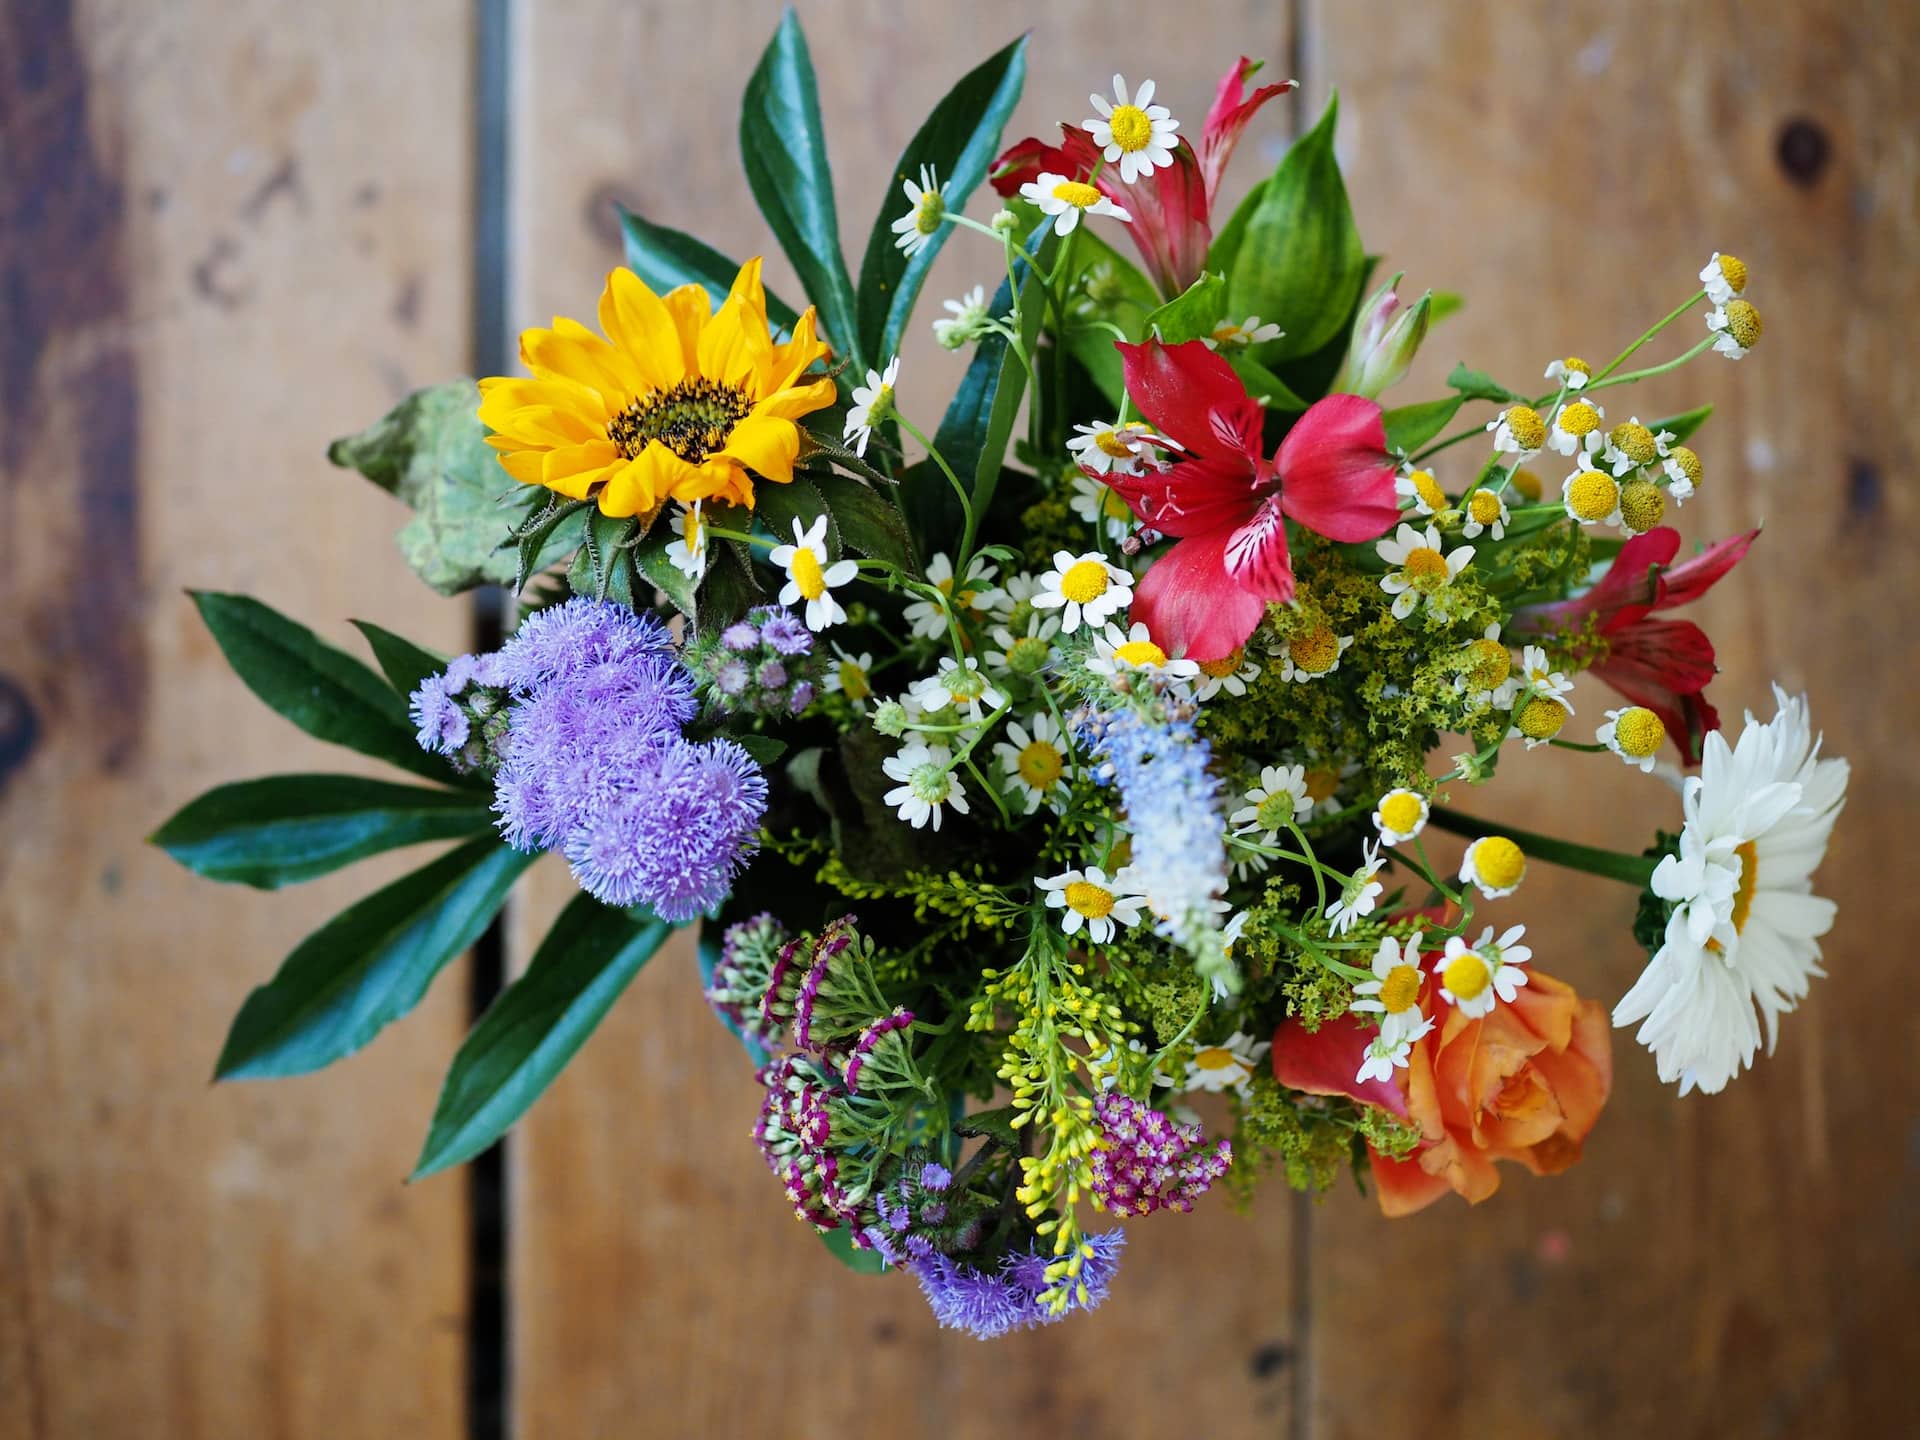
[1087,1092,1232,1218]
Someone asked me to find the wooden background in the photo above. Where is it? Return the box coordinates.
[3,0,1915,1435]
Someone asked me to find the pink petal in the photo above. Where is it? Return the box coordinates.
[1272,395,1400,542]
[1270,1012,1409,1118]
[1107,455,1261,539]
[1658,527,1759,610]
[1200,58,1296,207]
[1129,528,1269,662]
[1222,493,1296,600]
[1116,339,1265,464]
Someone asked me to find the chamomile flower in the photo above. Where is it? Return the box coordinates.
[1458,836,1527,899]
[909,656,1005,722]
[1618,478,1667,535]
[1372,788,1429,846]
[985,612,1060,680]
[1357,1024,1432,1086]
[1707,298,1761,359]
[1516,645,1575,701]
[1597,705,1667,771]
[1202,314,1283,351]
[823,647,874,709]
[1548,397,1606,457]
[903,551,1001,640]
[1089,621,1201,684]
[1192,646,1261,700]
[1032,550,1132,633]
[1038,864,1146,944]
[1601,417,1673,477]
[844,356,899,457]
[1325,839,1387,935]
[993,713,1071,814]
[1230,764,1313,843]
[985,569,1042,626]
[1699,251,1748,306]
[1020,171,1131,236]
[661,500,707,579]
[1376,523,1474,620]
[931,285,990,349]
[1435,925,1531,1018]
[1276,624,1353,682]
[1614,686,1846,1094]
[1352,931,1430,1043]
[1486,403,1547,458]
[1562,456,1622,527]
[1067,420,1166,478]
[1459,487,1510,540]
[890,163,947,257]
[1456,622,1513,706]
[1181,1030,1269,1095]
[881,740,969,830]
[1396,466,1449,517]
[769,515,858,631]
[1510,693,1573,749]
[1661,444,1703,502]
[1544,356,1592,391]
[1069,474,1139,545]
[1084,75,1180,183]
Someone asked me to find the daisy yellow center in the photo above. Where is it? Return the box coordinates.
[1471,836,1526,889]
[1464,638,1511,689]
[1052,179,1103,209]
[1017,741,1065,789]
[1291,625,1342,673]
[1379,964,1422,1014]
[1728,839,1759,934]
[1443,951,1492,1001]
[1198,648,1246,679]
[1558,401,1600,436]
[789,547,827,600]
[1113,639,1167,667]
[1515,695,1569,740]
[1610,422,1658,464]
[1303,767,1340,804]
[1467,490,1503,525]
[837,660,871,701]
[1567,471,1620,521]
[1005,635,1051,674]
[1619,479,1666,533]
[1255,791,1301,832]
[1510,467,1543,501]
[1504,405,1547,450]
[1410,470,1447,510]
[1561,356,1591,378]
[913,191,945,235]
[1403,547,1449,582]
[1060,560,1112,604]
[1094,429,1135,458]
[1064,880,1115,919]
[1716,254,1748,293]
[1108,104,1154,152]
[1612,706,1665,757]
[1669,445,1704,485]
[1192,1046,1241,1072]
[607,377,754,464]
[1723,299,1762,347]
[1378,792,1424,834]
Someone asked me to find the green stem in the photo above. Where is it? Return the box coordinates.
[896,411,980,577]
[1588,335,1715,390]
[1589,289,1706,384]
[1428,806,1657,887]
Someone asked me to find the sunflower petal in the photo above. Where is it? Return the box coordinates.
[717,413,801,486]
[598,267,685,392]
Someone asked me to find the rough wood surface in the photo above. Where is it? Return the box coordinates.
[0,3,478,1436]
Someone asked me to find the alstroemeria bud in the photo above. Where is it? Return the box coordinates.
[1337,275,1431,400]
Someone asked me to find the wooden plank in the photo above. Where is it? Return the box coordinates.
[503,3,1308,1432]
[1301,2,1920,1435]
[0,4,478,1436]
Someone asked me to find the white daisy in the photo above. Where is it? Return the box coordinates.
[992,713,1071,814]
[1276,625,1353,683]
[1485,403,1547,458]
[1458,835,1527,899]
[1597,705,1666,772]
[1661,445,1702,502]
[1084,75,1179,183]
[1352,931,1430,1044]
[661,500,707,579]
[1202,314,1283,351]
[1038,864,1147,945]
[1019,171,1131,236]
[1357,1023,1432,1086]
[984,612,1060,681]
[823,647,874,710]
[984,569,1042,625]
[1706,297,1761,359]
[1230,764,1313,844]
[1509,692,1574,749]
[1192,646,1261,700]
[1068,474,1138,545]
[1699,251,1748,306]
[1613,687,1846,1094]
[881,739,970,831]
[768,515,858,630]
[1396,466,1449,517]
[1376,523,1474,621]
[931,284,990,349]
[1600,415,1674,477]
[902,551,1001,640]
[1435,925,1531,1018]
[1088,620,1200,684]
[908,656,1005,723]
[1516,645,1575,701]
[1031,549,1132,633]
[1066,420,1168,478]
[1543,356,1592,391]
[890,163,947,258]
[1325,839,1387,936]
[1547,397,1606,457]
[1372,788,1429,846]
[1181,1030,1270,1096]
[1561,456,1623,527]
[1459,487,1510,541]
[844,356,900,457]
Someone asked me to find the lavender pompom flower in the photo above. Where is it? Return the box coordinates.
[912,1230,1126,1338]
[684,605,822,717]
[1087,1092,1232,1218]
[410,651,513,770]
[759,608,813,657]
[495,596,672,689]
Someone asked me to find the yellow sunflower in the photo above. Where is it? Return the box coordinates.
[477,258,835,516]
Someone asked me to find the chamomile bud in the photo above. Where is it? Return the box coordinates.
[1511,694,1571,748]
[1459,835,1527,899]
[1662,444,1704,500]
[1618,477,1667,534]
[1487,403,1547,457]
[1707,298,1761,359]
[1544,356,1592,390]
[1597,705,1667,771]
[1372,788,1430,846]
[1562,459,1622,527]
[1699,252,1748,306]
[1548,398,1605,456]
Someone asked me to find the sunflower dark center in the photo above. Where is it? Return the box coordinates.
[608,378,754,463]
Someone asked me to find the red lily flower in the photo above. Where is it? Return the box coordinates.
[1102,339,1398,661]
[1513,525,1757,765]
[992,58,1294,297]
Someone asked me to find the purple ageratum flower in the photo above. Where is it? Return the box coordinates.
[788,681,815,716]
[721,620,762,653]
[1001,1228,1126,1313]
[758,607,813,657]
[1087,1093,1232,1218]
[912,1231,1125,1339]
[496,597,672,691]
[410,671,472,754]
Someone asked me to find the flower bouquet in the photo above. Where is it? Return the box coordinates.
[156,15,1847,1338]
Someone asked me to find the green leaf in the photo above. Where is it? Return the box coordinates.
[1446,363,1518,403]
[955,1103,1022,1149]
[735,734,789,767]
[813,472,913,569]
[215,838,535,1079]
[567,512,638,604]
[1230,355,1309,413]
[1430,291,1464,325]
[1382,396,1463,455]
[856,36,1027,364]
[511,499,592,594]
[1226,92,1365,364]
[754,475,837,557]
[616,206,800,331]
[740,10,861,370]
[1651,404,1712,444]
[1206,175,1268,280]
[629,526,699,616]
[695,545,762,631]
[329,381,527,596]
[411,895,673,1177]
[1144,271,1227,344]
[820,1227,889,1274]
[152,775,494,889]
[1062,229,1158,405]
[192,592,462,786]
[351,620,452,700]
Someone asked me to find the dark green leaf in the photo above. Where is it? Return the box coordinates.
[351,620,452,700]
[1446,362,1518,403]
[813,472,913,569]
[411,895,673,1177]
[1382,396,1463,455]
[755,475,837,557]
[568,512,638,604]
[734,734,789,767]
[740,10,861,370]
[695,545,762,632]
[512,499,592,593]
[215,838,535,1079]
[153,775,494,889]
[629,526,699,616]
[955,1104,1022,1149]
[191,592,461,786]
[1061,228,1159,405]
[1230,355,1309,413]
[1144,271,1227,344]
[1226,92,1365,363]
[1651,404,1712,444]
[616,206,800,331]
[820,1227,889,1274]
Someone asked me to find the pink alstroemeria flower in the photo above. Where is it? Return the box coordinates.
[992,57,1295,297]
[1513,525,1758,765]
[1101,339,1398,662]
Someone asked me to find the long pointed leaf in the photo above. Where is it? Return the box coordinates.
[351,620,453,699]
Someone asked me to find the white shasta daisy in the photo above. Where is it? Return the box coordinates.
[1031,550,1132,633]
[1352,931,1430,1044]
[1037,864,1147,944]
[768,515,858,630]
[1084,74,1180,183]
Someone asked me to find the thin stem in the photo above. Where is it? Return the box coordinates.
[1587,335,1715,390]
[1428,805,1658,887]
[1589,289,1706,384]
[896,411,981,577]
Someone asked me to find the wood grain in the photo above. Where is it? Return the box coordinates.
[0,3,478,1436]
